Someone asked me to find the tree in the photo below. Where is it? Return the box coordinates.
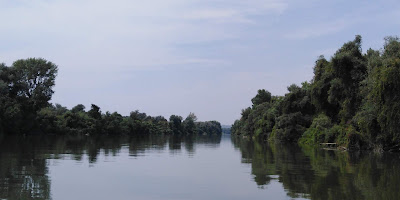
[330,35,366,122]
[271,83,314,142]
[9,58,58,112]
[183,112,197,135]
[53,103,68,115]
[0,59,58,134]
[103,112,124,135]
[311,36,367,123]
[0,63,10,134]
[358,36,400,146]
[88,104,102,120]
[252,89,272,107]
[71,104,86,113]
[196,121,222,136]
[169,115,183,135]
[130,110,147,121]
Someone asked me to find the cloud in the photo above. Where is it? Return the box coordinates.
[284,19,355,40]
[283,1,400,40]
[0,0,288,70]
[182,1,288,23]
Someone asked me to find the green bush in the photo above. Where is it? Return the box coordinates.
[299,114,332,145]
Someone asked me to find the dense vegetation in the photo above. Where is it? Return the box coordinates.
[222,125,232,134]
[0,58,221,136]
[232,36,400,151]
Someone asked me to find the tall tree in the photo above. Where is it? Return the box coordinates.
[359,36,400,146]
[88,104,102,120]
[9,58,58,112]
[311,36,366,123]
[169,115,183,135]
[183,112,197,135]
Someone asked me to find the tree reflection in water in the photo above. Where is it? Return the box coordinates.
[2,134,399,200]
[0,136,51,200]
[0,134,221,200]
[231,136,400,200]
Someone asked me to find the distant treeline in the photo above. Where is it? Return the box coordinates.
[232,36,400,152]
[222,126,231,134]
[0,58,221,136]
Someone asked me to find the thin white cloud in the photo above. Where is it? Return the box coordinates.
[284,19,354,40]
[283,1,400,40]
[0,0,289,70]
[182,0,288,24]
[182,9,253,24]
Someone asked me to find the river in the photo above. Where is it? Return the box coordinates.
[0,134,399,200]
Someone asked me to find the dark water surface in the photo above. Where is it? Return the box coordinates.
[0,134,399,200]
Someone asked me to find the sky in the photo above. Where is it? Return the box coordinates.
[1,0,399,125]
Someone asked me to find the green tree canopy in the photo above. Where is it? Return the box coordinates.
[252,89,272,107]
[72,104,86,113]
[9,58,58,112]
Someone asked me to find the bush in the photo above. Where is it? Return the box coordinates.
[299,114,332,145]
[273,112,309,143]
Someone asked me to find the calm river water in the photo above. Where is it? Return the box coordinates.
[0,134,399,200]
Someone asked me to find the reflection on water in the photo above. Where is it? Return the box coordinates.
[231,137,400,200]
[0,136,51,200]
[0,134,221,200]
[0,134,399,200]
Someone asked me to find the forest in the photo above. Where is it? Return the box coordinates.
[231,36,400,152]
[0,58,221,136]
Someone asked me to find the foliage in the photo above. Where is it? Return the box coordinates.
[232,35,400,151]
[0,58,222,137]
[182,112,197,135]
[299,114,332,145]
[232,96,282,139]
[196,121,222,136]
[251,89,271,107]
[0,58,57,134]
[169,115,183,135]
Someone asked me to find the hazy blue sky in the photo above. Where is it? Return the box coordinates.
[1,0,399,124]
